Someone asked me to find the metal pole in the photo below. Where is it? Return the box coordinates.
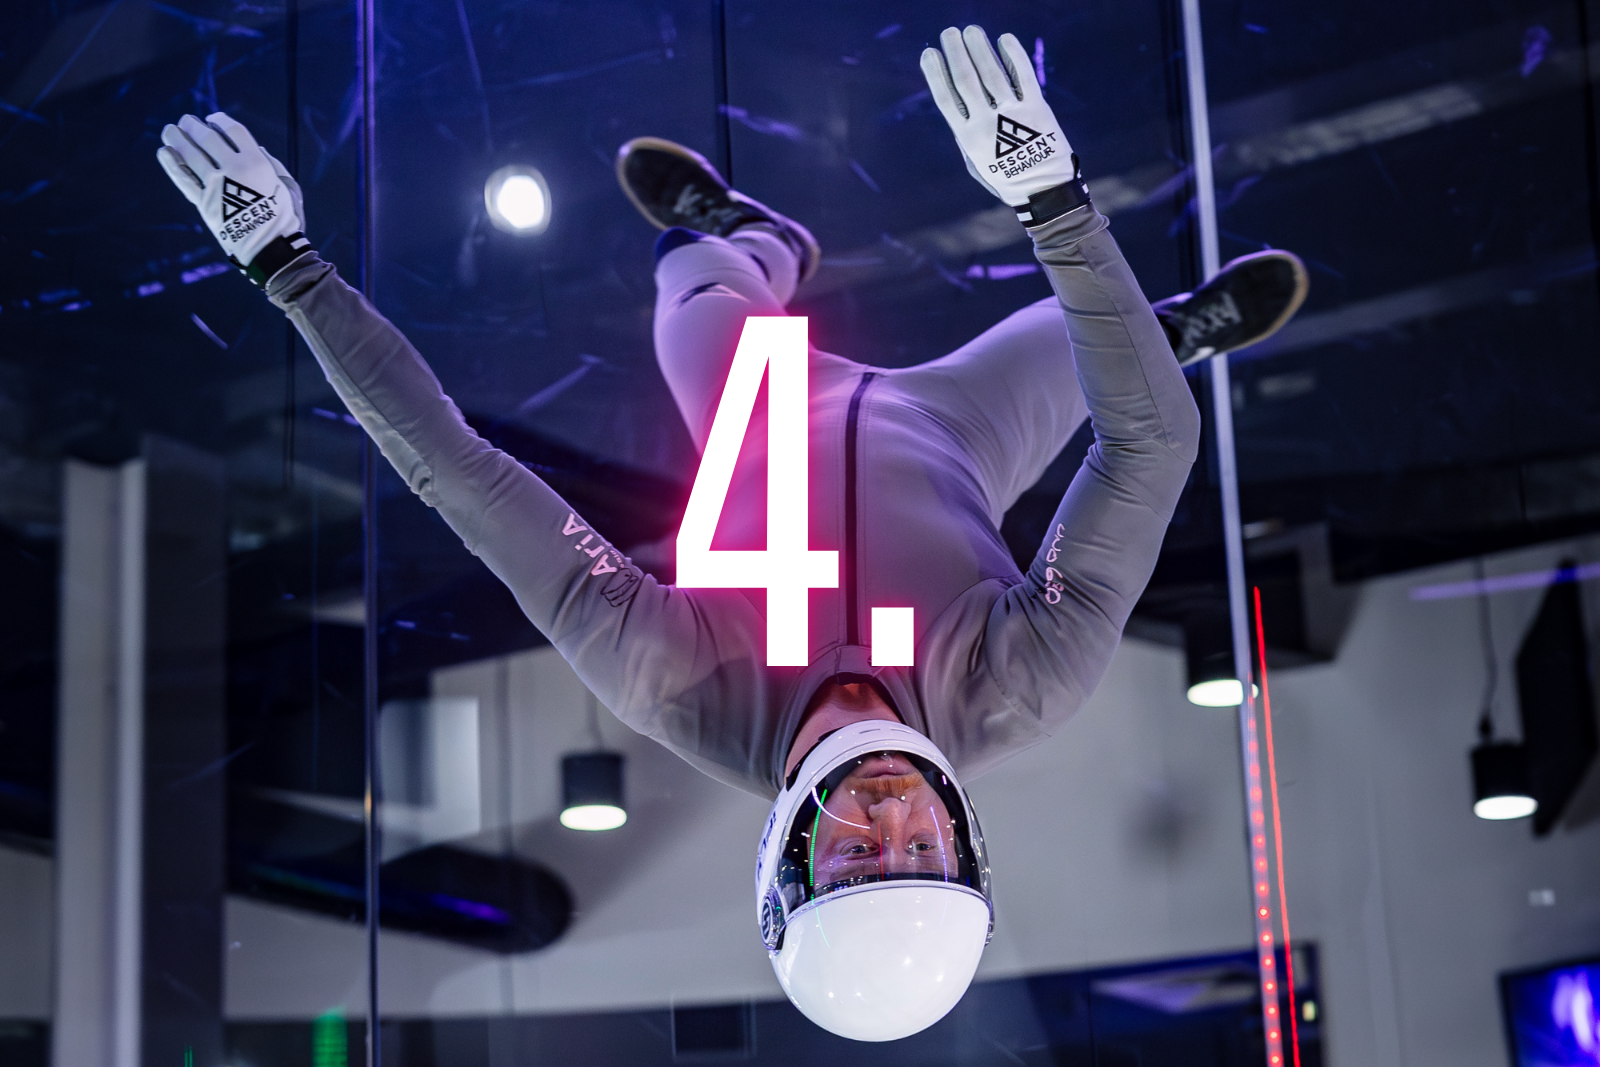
[356,0,381,1059]
[1180,0,1219,283]
[1178,1,1292,1063]
[710,0,732,183]
[361,448,381,1067]
[282,0,299,491]
[113,461,146,1067]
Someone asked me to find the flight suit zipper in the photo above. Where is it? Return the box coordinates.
[842,372,876,647]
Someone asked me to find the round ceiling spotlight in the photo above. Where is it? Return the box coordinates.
[484,164,551,234]
[1183,609,1257,707]
[1471,740,1537,821]
[1188,678,1246,707]
[559,751,626,831]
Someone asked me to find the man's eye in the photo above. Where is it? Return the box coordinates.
[844,842,874,856]
[912,841,935,852]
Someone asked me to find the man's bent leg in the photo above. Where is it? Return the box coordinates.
[653,228,798,450]
[896,296,1091,524]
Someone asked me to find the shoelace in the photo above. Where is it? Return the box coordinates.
[1181,291,1243,346]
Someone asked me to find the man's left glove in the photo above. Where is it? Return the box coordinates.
[920,26,1091,228]
[157,112,311,287]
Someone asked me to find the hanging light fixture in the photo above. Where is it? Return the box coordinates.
[1471,740,1537,820]
[1467,558,1537,821]
[1184,608,1257,706]
[1188,675,1245,707]
[559,692,626,831]
[560,751,627,831]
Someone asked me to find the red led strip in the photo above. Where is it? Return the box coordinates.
[1239,671,1282,1064]
[1252,586,1300,1067]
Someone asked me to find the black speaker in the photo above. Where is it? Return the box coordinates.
[1515,562,1600,836]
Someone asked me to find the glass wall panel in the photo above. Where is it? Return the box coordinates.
[721,0,1268,1046]
[20,0,1597,1063]
[363,0,1286,1062]
[366,0,727,1058]
[0,2,369,1064]
[1193,0,1600,1063]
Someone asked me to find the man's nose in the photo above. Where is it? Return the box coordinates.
[867,795,909,823]
[867,796,913,871]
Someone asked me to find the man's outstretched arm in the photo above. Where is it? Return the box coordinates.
[977,202,1200,739]
[921,27,1201,760]
[155,112,770,763]
[265,252,649,623]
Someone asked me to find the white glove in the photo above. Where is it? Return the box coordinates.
[157,112,308,283]
[921,27,1081,213]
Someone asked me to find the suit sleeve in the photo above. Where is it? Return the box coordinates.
[976,204,1201,742]
[265,254,767,752]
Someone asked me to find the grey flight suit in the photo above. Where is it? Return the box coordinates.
[267,201,1201,800]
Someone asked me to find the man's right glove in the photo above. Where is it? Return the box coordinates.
[157,112,311,287]
[920,26,1091,228]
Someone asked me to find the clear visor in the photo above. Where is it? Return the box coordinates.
[761,750,988,950]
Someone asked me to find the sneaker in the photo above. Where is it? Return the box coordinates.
[1153,250,1309,366]
[616,136,821,283]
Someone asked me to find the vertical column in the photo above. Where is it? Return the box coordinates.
[710,0,732,181]
[55,459,145,1067]
[356,0,383,1058]
[52,437,228,1067]
[1177,2,1293,1064]
[139,436,228,1067]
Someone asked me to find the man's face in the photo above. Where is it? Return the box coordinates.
[809,753,960,889]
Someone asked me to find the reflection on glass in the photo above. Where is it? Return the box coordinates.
[3,0,371,1057]
[10,0,1597,1060]
[358,0,1234,1057]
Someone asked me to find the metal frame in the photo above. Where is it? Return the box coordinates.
[343,5,1292,1061]
[357,0,382,1060]
[1179,2,1297,1064]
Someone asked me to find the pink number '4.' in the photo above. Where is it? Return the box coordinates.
[675,317,839,666]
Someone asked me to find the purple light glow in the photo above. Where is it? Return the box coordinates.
[429,893,511,924]
[964,263,1040,280]
[181,261,232,285]
[1409,561,1600,601]
[1554,971,1599,1062]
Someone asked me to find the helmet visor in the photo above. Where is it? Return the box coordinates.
[763,749,988,949]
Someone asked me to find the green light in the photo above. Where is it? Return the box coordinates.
[807,788,827,899]
[185,1047,193,1067]
[312,1010,348,1067]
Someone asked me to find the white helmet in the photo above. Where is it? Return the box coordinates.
[755,720,993,1041]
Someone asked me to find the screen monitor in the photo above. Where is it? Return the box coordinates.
[1501,956,1600,1067]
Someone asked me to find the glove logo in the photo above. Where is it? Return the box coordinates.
[994,115,1042,159]
[220,177,268,222]
[990,114,1058,181]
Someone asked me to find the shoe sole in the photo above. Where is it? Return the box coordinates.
[614,136,724,229]
[1176,250,1310,367]
[1221,249,1309,344]
[614,136,821,283]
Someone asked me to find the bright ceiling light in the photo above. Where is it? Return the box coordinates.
[1185,679,1260,707]
[485,165,551,234]
[1473,794,1538,821]
[559,803,628,832]
[1182,610,1256,708]
[495,176,546,229]
[1187,678,1244,707]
